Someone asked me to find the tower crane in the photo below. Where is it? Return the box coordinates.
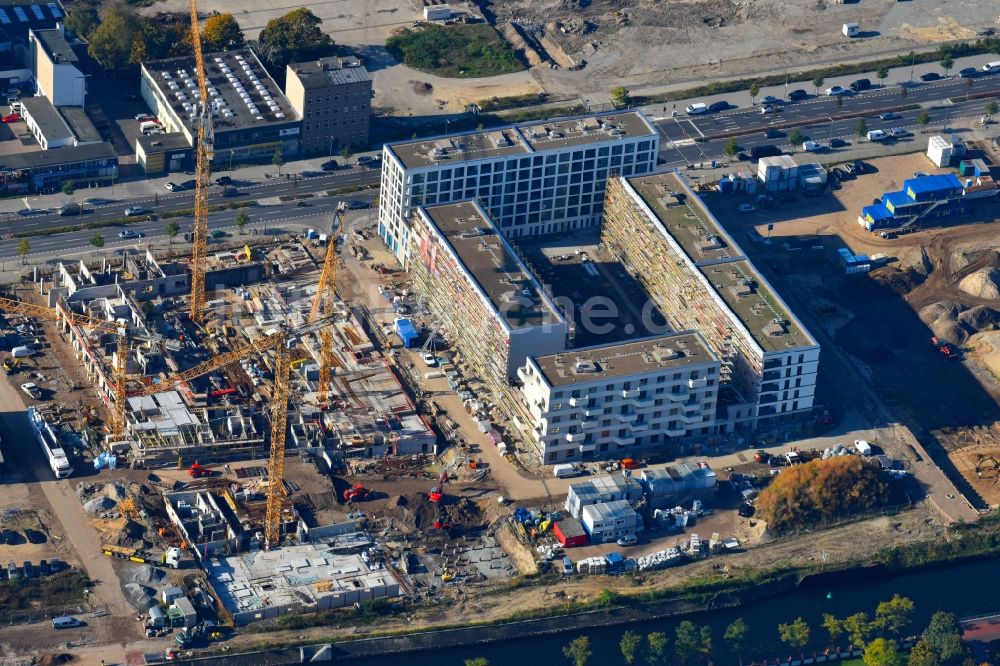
[187,0,213,323]
[309,203,347,404]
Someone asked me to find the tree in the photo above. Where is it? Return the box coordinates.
[675,621,700,665]
[723,137,740,158]
[754,457,890,533]
[17,238,30,265]
[620,631,642,665]
[923,611,970,666]
[843,612,873,648]
[864,638,903,666]
[272,146,285,175]
[165,220,180,255]
[749,81,760,105]
[340,145,354,163]
[562,636,591,666]
[61,180,75,195]
[90,233,105,249]
[697,625,712,662]
[874,595,914,637]
[646,631,668,666]
[596,588,617,607]
[64,3,100,39]
[822,613,843,644]
[610,86,630,108]
[907,638,939,666]
[812,75,825,96]
[876,65,889,87]
[788,129,804,148]
[778,617,810,649]
[917,110,931,132]
[201,13,244,51]
[464,659,489,666]
[940,53,954,75]
[856,118,869,139]
[724,618,749,665]
[986,100,998,122]
[255,8,332,73]
[235,210,250,235]
[87,3,142,72]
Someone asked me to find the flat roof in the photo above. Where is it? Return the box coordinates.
[387,111,656,169]
[418,200,562,329]
[20,95,72,142]
[136,131,191,153]
[0,2,64,41]
[627,172,814,352]
[532,332,717,387]
[143,48,298,132]
[59,106,100,143]
[288,55,371,88]
[2,141,116,170]
[32,27,76,63]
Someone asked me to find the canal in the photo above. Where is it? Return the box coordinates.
[341,556,1000,664]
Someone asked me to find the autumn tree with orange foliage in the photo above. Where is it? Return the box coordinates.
[755,457,890,533]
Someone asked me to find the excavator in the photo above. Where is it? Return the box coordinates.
[428,469,448,503]
[342,483,370,502]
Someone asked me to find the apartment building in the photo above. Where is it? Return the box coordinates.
[601,171,820,431]
[379,111,659,265]
[518,332,721,463]
[284,55,371,155]
[407,200,568,402]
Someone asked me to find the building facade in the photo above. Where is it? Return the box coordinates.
[601,172,820,432]
[565,474,642,519]
[407,200,567,402]
[379,111,659,265]
[284,56,371,155]
[519,333,721,464]
[579,500,642,543]
[140,49,301,165]
[0,141,117,193]
[29,26,83,107]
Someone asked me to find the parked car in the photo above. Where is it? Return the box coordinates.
[7,562,18,579]
[889,127,911,137]
[853,160,871,174]
[825,85,849,96]
[164,181,179,192]
[420,353,437,367]
[878,112,898,120]
[320,159,339,172]
[561,557,574,575]
[2,113,21,123]
[685,102,708,115]
[920,72,942,82]
[52,616,83,629]
[20,382,41,399]
[737,203,756,213]
[760,95,780,105]
[849,78,872,92]
[738,503,755,518]
[802,140,823,152]
[787,89,808,101]
[214,175,232,186]
[958,67,978,79]
[356,155,379,167]
[118,230,142,239]
[708,100,729,113]
[829,138,848,148]
[134,113,154,122]
[616,534,638,547]
[346,200,370,210]
[38,559,50,575]
[749,144,783,161]
[180,179,196,190]
[124,205,146,217]
[21,561,34,578]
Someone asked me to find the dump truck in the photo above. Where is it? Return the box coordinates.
[102,544,181,569]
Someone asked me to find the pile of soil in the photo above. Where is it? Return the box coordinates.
[958,267,1000,299]
[83,496,117,515]
[919,301,1000,345]
[958,305,1000,333]
[124,582,157,611]
[870,266,923,296]
[373,493,484,534]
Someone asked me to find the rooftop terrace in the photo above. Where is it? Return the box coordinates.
[628,172,814,352]
[387,111,656,169]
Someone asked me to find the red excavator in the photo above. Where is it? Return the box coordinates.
[343,484,370,502]
[188,462,211,478]
[930,336,961,360]
[428,470,449,503]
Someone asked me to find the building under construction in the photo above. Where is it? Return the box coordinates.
[601,171,820,432]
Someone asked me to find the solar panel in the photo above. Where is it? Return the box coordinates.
[13,7,28,22]
[0,10,11,24]
[31,5,45,20]
[47,3,62,18]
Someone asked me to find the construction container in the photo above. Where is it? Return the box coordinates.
[552,517,588,547]
[565,474,642,518]
[580,500,642,543]
[394,318,419,348]
[926,135,964,167]
[757,155,798,192]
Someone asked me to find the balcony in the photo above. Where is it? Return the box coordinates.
[569,396,588,407]
[679,411,705,424]
[632,421,650,433]
[664,426,687,437]
[611,411,638,423]
[583,407,599,418]
[665,390,690,402]
[688,377,708,389]
[621,388,640,399]
[565,431,584,443]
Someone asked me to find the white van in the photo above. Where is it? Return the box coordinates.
[685,102,708,115]
[854,439,873,456]
[553,463,580,478]
[982,61,1000,74]
[866,129,887,142]
[842,23,860,38]
[138,120,160,133]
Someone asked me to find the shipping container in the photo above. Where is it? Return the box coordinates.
[553,517,588,547]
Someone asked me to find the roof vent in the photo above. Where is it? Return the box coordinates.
[573,359,598,373]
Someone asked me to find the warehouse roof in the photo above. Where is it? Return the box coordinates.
[0,1,65,43]
[903,173,962,195]
[415,200,563,330]
[581,500,637,523]
[1,141,116,170]
[59,106,101,144]
[386,111,657,169]
[626,171,816,353]
[531,332,717,387]
[20,95,72,143]
[288,55,371,88]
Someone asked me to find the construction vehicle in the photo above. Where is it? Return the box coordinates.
[188,462,211,478]
[976,454,1000,478]
[2,356,20,374]
[428,469,448,503]
[102,544,181,569]
[342,483,370,502]
[754,450,769,463]
[930,336,961,359]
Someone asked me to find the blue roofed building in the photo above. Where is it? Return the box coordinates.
[858,173,971,232]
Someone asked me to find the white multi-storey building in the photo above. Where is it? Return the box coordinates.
[379,111,659,265]
[518,333,721,464]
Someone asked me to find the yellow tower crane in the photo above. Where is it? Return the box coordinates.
[187,0,213,323]
[309,203,347,404]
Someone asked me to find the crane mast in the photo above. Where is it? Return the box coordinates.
[188,0,213,323]
[309,204,346,404]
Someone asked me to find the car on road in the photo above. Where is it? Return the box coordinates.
[958,67,978,79]
[221,186,239,197]
[850,78,872,92]
[825,85,849,96]
[320,159,339,171]
[346,200,370,210]
[2,112,21,123]
[760,104,779,114]
[749,144,783,161]
[134,113,154,122]
[866,129,888,141]
[737,203,756,213]
[124,205,146,216]
[802,140,823,152]
[889,127,911,137]
[52,616,83,629]
[214,176,232,186]
[685,102,708,115]
[20,382,41,399]
[180,179,196,190]
[760,95,780,105]
[920,72,942,82]
[829,138,848,148]
[708,100,729,113]
[878,112,898,120]
[118,230,142,239]
[356,155,379,167]
[164,181,179,192]
[420,352,437,367]
[787,89,808,101]
[57,203,83,216]
[763,128,784,139]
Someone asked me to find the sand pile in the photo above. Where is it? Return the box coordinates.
[958,305,1000,333]
[127,564,166,585]
[959,267,1000,300]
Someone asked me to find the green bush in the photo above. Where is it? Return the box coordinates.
[386,24,524,78]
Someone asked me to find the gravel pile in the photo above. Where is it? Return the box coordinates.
[83,496,117,515]
[123,583,157,611]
